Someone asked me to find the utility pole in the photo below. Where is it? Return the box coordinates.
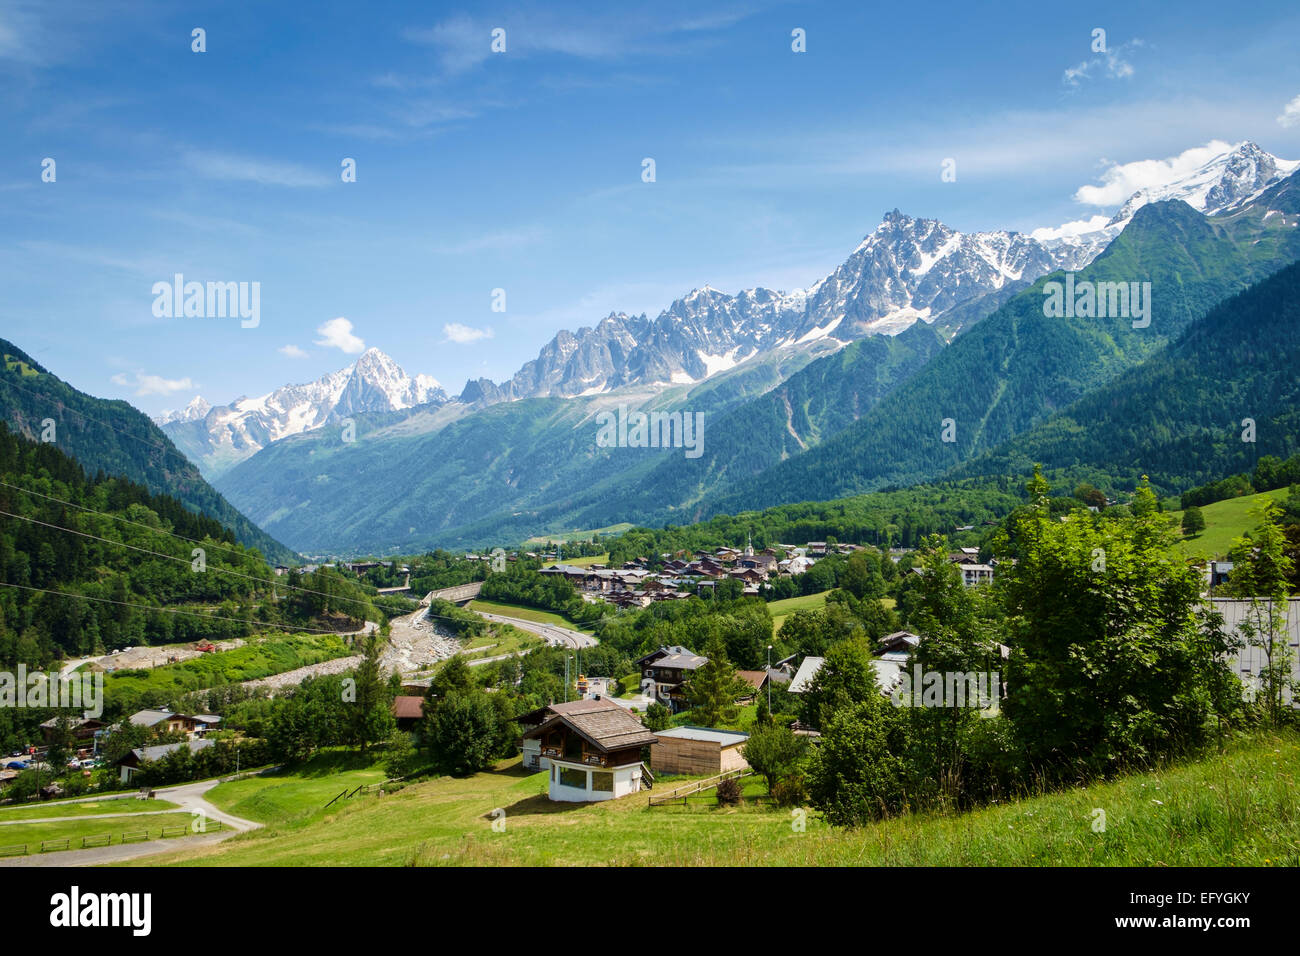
[766,644,773,714]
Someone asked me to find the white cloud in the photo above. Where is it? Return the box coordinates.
[403,9,753,76]
[434,226,545,254]
[111,371,196,396]
[1278,94,1300,128]
[1028,215,1114,242]
[1072,140,1234,206]
[182,150,331,187]
[278,344,308,358]
[314,317,366,354]
[1062,40,1144,88]
[442,322,493,344]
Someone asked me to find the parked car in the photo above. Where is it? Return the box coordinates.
[5,761,29,771]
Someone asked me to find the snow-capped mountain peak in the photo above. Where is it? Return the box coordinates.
[334,347,443,416]
[460,207,1105,403]
[157,395,212,426]
[1107,141,1298,226]
[467,143,1300,405]
[157,348,446,476]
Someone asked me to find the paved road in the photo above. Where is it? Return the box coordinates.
[58,657,96,679]
[476,612,598,650]
[0,775,264,868]
[0,808,184,825]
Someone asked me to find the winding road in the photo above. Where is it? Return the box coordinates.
[475,611,598,650]
[0,774,264,868]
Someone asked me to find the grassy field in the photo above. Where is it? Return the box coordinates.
[0,797,179,821]
[467,599,593,634]
[524,524,634,547]
[768,592,896,635]
[129,731,1300,867]
[559,554,610,569]
[202,751,388,827]
[447,620,546,666]
[1169,488,1290,560]
[0,812,195,853]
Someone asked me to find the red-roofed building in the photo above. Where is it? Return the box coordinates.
[391,695,426,731]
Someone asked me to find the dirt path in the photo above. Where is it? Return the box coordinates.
[240,654,364,692]
[0,775,263,868]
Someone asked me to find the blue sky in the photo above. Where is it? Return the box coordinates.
[3,0,1300,414]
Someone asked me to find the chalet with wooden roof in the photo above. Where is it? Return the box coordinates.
[391,695,426,731]
[521,697,657,801]
[646,650,709,713]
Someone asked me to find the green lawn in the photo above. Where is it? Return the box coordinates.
[1169,487,1290,560]
[559,554,609,569]
[768,591,830,635]
[0,812,195,853]
[615,672,642,699]
[128,731,1300,867]
[202,751,388,828]
[768,591,896,635]
[0,797,179,821]
[467,599,593,634]
[448,621,545,665]
[669,702,758,732]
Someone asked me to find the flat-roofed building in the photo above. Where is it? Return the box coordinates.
[651,726,750,776]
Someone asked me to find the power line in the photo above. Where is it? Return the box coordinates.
[0,374,188,464]
[0,377,500,631]
[0,506,388,617]
[0,505,489,630]
[0,581,350,637]
[0,477,254,565]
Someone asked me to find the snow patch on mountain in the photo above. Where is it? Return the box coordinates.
[1035,141,1297,244]
[157,348,446,476]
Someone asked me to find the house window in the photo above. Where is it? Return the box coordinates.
[563,733,582,761]
[559,767,587,789]
[591,771,613,792]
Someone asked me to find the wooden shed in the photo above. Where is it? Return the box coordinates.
[650,726,750,776]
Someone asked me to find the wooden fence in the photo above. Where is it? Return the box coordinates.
[648,768,752,807]
[0,821,230,860]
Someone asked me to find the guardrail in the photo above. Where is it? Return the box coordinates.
[648,769,752,807]
[40,838,70,852]
[81,833,111,848]
[120,829,149,843]
[0,843,27,857]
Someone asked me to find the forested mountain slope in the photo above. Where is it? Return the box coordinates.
[0,340,294,563]
[705,174,1300,517]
